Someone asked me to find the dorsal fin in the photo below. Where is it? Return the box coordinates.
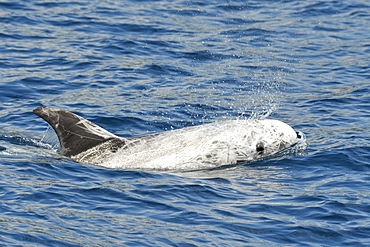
[33,106,123,157]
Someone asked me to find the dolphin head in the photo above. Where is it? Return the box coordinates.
[249,119,303,160]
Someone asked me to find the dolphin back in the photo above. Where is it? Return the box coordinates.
[33,106,125,157]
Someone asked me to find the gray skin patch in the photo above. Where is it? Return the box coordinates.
[33,107,126,158]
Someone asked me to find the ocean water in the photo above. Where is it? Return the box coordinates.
[1,0,370,246]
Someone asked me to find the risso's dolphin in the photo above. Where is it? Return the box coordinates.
[33,106,304,171]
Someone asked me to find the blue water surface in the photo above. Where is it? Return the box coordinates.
[1,0,370,246]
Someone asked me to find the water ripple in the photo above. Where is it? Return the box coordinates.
[1,0,370,246]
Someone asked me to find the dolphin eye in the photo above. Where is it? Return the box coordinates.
[256,142,264,153]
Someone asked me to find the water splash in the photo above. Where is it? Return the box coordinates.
[39,125,60,151]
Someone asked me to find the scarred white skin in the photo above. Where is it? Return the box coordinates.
[34,107,303,171]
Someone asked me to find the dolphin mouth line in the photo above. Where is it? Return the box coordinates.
[296,131,305,140]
